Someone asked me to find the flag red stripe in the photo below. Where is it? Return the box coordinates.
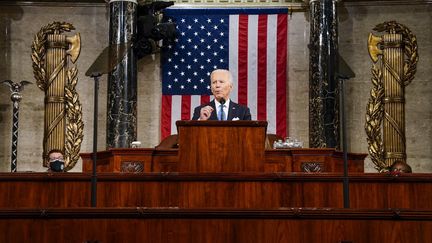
[181,95,191,120]
[201,95,210,105]
[257,15,268,121]
[237,15,248,106]
[161,95,172,139]
[276,14,288,138]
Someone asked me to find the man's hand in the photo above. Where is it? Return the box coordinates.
[199,106,214,120]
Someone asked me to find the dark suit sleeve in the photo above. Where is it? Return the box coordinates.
[192,106,201,120]
[243,107,252,120]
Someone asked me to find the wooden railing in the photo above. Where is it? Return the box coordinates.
[1,207,431,243]
[1,172,431,209]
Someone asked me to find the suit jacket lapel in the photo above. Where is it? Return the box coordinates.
[227,101,238,121]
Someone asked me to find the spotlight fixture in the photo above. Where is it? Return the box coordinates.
[135,1,176,59]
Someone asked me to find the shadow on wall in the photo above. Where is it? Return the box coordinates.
[0,5,24,78]
[0,5,24,169]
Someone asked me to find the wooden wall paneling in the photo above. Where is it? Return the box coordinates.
[349,175,432,209]
[0,208,431,243]
[263,149,292,172]
[81,147,366,173]
[110,148,154,172]
[81,150,113,172]
[291,148,334,172]
[1,173,431,209]
[331,151,367,172]
[151,150,179,172]
[81,149,154,173]
[96,180,181,208]
[94,174,346,208]
[0,174,91,207]
[288,149,366,172]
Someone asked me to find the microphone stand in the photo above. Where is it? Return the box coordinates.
[340,77,350,208]
[337,54,355,209]
[85,43,130,207]
[90,73,101,207]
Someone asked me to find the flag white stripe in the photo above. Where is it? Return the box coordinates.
[266,15,278,134]
[171,95,182,133]
[229,15,239,103]
[247,15,258,118]
[191,95,201,119]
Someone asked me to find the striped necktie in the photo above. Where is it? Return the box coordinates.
[218,104,225,121]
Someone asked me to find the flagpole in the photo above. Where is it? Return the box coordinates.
[1,80,31,172]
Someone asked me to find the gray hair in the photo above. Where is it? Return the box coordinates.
[210,69,233,85]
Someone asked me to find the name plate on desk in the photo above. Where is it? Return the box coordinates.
[176,120,268,172]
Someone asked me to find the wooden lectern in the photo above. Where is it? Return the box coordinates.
[80,120,367,173]
[176,120,267,172]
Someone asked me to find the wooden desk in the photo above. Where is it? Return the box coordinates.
[81,121,366,173]
[0,173,430,209]
[81,148,366,173]
[1,208,431,243]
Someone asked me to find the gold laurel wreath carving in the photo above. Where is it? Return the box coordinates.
[373,21,418,86]
[365,21,418,172]
[365,64,385,172]
[31,21,83,170]
[31,22,75,91]
[64,67,84,171]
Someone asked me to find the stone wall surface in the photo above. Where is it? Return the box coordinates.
[0,4,110,172]
[338,3,432,172]
[0,2,430,172]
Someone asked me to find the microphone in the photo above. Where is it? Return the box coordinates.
[220,98,226,105]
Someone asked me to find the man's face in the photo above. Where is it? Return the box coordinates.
[211,71,233,101]
[49,152,64,162]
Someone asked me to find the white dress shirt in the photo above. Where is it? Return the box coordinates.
[214,98,230,120]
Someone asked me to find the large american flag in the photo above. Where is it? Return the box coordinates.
[160,7,288,139]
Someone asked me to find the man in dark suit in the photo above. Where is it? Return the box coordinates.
[192,69,251,121]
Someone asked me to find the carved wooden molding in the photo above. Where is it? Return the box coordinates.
[2,172,432,182]
[1,208,431,220]
[121,161,144,172]
[301,162,324,172]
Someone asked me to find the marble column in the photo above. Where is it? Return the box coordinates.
[0,16,11,84]
[107,0,138,148]
[308,0,340,148]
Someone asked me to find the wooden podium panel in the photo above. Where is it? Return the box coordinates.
[81,148,156,172]
[1,208,431,243]
[176,121,267,172]
[81,148,366,173]
[1,173,431,209]
[264,149,366,172]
